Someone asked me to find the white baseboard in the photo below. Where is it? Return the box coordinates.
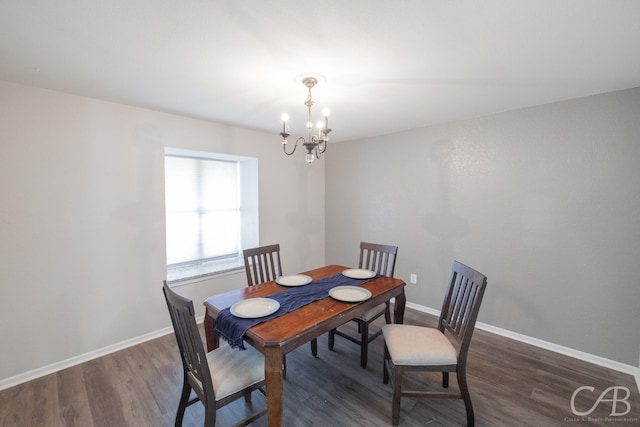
[406,302,640,391]
[0,315,203,392]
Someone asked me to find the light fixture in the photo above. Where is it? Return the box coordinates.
[280,76,331,163]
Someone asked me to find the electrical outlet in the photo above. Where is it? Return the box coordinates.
[410,274,417,284]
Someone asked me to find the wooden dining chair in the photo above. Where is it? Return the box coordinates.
[328,242,398,368]
[243,243,283,287]
[242,244,318,376]
[162,281,266,427]
[382,261,487,426]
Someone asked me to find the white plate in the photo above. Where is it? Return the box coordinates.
[329,286,372,302]
[342,268,376,279]
[230,298,280,318]
[276,274,312,287]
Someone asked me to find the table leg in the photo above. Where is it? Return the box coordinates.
[203,312,219,352]
[394,290,406,324]
[264,346,284,426]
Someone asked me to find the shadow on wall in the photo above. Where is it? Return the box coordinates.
[420,137,544,332]
[282,156,324,268]
[482,282,546,334]
[421,138,470,269]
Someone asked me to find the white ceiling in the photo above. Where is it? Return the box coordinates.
[1,0,639,142]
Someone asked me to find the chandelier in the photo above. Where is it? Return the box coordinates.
[280,76,331,163]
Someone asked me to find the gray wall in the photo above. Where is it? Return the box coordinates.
[0,81,325,383]
[325,87,640,366]
[2,79,638,384]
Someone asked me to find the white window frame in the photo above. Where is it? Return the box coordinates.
[164,147,259,284]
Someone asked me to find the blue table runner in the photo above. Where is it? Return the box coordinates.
[214,272,375,349]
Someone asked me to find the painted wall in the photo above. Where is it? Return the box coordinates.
[325,87,640,366]
[0,81,325,382]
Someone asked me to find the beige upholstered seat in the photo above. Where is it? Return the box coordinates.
[328,242,398,368]
[382,261,487,426]
[359,305,389,322]
[163,281,266,427]
[206,345,265,401]
[383,325,457,365]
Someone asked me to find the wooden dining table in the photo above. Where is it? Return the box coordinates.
[203,264,406,427]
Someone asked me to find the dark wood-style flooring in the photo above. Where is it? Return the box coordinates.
[1,308,638,426]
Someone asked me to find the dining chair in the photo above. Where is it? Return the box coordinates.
[328,242,398,368]
[243,243,283,287]
[163,281,266,427]
[381,261,487,426]
[242,244,318,376]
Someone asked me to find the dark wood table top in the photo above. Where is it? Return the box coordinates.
[204,264,406,354]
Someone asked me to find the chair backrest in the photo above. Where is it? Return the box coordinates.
[243,244,283,286]
[163,281,214,404]
[359,242,398,277]
[438,261,487,361]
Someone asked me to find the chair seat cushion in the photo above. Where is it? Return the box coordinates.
[382,324,457,366]
[357,303,387,321]
[208,344,265,401]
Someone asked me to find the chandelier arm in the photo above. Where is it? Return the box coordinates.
[283,137,304,156]
[317,141,327,154]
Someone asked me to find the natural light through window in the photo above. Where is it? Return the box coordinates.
[164,147,258,283]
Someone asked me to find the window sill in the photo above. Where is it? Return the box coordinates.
[166,257,245,286]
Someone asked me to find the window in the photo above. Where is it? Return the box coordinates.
[164,147,258,283]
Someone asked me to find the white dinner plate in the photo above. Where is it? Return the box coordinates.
[230,298,280,318]
[276,274,312,287]
[329,286,372,302]
[341,268,376,279]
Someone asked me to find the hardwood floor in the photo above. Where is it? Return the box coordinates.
[1,308,638,426]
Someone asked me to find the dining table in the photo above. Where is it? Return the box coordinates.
[203,264,406,427]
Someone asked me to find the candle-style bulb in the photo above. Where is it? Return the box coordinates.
[322,108,330,129]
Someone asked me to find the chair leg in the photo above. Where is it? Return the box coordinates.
[360,321,369,368]
[382,345,390,384]
[443,371,449,388]
[457,368,474,427]
[203,400,217,427]
[328,329,335,350]
[384,301,392,324]
[175,375,191,427]
[391,365,403,426]
[311,338,318,357]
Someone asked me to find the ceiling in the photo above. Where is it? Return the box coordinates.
[1,0,639,142]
